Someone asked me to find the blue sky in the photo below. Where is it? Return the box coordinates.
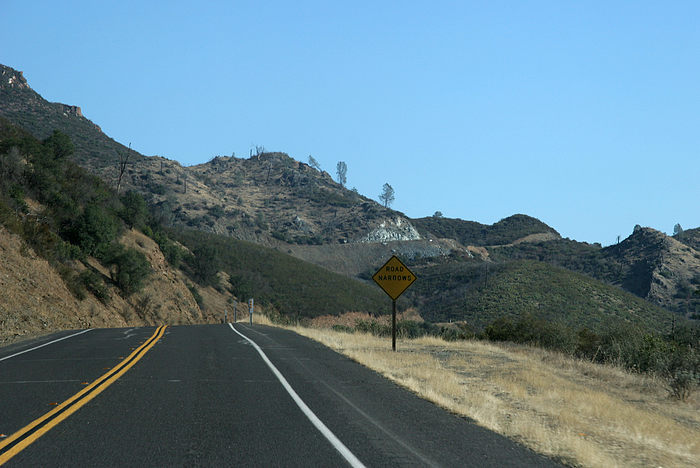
[2,1,698,244]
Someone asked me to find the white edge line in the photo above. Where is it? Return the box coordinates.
[0,329,92,362]
[228,323,366,468]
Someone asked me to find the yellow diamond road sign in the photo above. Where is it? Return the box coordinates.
[372,255,417,300]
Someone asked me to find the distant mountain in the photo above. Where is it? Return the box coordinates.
[0,64,140,170]
[1,62,697,332]
[412,214,560,247]
[406,259,676,333]
[676,227,700,251]
[0,64,426,247]
[488,227,700,319]
[604,227,700,318]
[0,118,389,344]
[0,64,561,251]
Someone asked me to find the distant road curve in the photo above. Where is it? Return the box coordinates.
[0,325,561,467]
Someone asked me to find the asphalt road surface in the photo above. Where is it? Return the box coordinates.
[0,324,562,467]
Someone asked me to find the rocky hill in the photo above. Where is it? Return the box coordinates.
[487,227,700,319]
[0,116,389,345]
[0,64,522,273]
[676,227,700,252]
[0,65,136,170]
[406,258,676,333]
[604,227,700,318]
[1,62,697,328]
[0,223,217,345]
[0,64,427,248]
[412,214,560,247]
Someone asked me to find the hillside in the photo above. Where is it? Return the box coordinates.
[677,227,700,251]
[412,213,560,246]
[605,227,700,318]
[0,223,214,345]
[2,62,697,333]
[0,65,429,248]
[0,65,144,171]
[0,118,390,344]
[171,228,387,320]
[407,259,677,333]
[489,227,700,319]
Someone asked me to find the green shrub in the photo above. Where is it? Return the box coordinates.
[119,191,148,229]
[187,283,204,309]
[66,204,120,258]
[667,369,698,401]
[60,266,86,300]
[355,319,391,336]
[105,245,151,296]
[186,243,221,286]
[7,184,27,213]
[662,345,699,401]
[42,130,74,161]
[148,229,184,268]
[79,269,110,304]
[439,323,476,341]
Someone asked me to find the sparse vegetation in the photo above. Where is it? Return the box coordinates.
[103,244,151,296]
[285,324,700,467]
[336,161,347,186]
[308,155,321,171]
[0,119,175,301]
[172,228,386,318]
[407,259,676,332]
[379,182,394,208]
[412,213,559,247]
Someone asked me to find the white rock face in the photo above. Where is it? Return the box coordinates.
[357,217,421,243]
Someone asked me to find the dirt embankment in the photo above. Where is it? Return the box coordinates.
[0,227,226,346]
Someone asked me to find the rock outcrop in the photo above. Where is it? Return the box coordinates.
[357,217,421,243]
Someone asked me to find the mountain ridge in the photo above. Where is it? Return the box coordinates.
[1,62,697,327]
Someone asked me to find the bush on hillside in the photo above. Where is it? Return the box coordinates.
[79,269,110,304]
[148,229,184,268]
[481,314,699,400]
[483,314,577,353]
[186,243,221,287]
[119,191,148,230]
[65,204,120,258]
[104,244,151,296]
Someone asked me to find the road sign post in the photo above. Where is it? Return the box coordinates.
[392,299,397,351]
[372,256,417,351]
[249,298,254,325]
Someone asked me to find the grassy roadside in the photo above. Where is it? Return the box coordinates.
[278,324,699,467]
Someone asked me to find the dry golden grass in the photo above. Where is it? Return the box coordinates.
[283,326,700,468]
[232,310,274,326]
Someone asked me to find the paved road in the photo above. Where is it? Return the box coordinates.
[0,324,562,467]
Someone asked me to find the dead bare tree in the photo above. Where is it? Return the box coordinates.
[116,143,133,194]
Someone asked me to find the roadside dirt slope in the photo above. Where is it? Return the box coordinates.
[0,227,223,346]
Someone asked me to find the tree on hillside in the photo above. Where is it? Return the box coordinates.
[43,130,74,161]
[68,203,120,257]
[251,145,265,159]
[105,245,151,296]
[115,143,133,195]
[120,191,148,229]
[379,183,395,208]
[308,155,321,171]
[433,211,443,218]
[674,223,683,236]
[336,161,347,186]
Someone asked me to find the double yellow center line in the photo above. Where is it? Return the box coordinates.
[0,325,167,465]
